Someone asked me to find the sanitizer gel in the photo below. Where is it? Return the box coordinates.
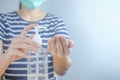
[27,25,48,80]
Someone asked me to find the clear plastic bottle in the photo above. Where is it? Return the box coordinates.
[27,25,48,80]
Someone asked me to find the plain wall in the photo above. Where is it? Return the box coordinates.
[0,0,120,80]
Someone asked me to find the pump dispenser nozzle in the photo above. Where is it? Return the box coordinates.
[33,25,47,45]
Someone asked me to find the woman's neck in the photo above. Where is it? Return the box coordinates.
[17,5,46,21]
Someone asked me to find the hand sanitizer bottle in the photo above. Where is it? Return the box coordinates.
[27,25,48,80]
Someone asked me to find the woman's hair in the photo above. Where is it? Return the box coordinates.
[19,3,21,9]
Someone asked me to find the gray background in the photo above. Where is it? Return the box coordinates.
[0,0,120,80]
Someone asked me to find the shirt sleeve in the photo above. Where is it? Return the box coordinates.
[0,13,6,42]
[53,17,71,40]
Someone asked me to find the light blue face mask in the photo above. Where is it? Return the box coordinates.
[20,0,46,10]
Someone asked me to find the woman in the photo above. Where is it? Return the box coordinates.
[0,0,74,80]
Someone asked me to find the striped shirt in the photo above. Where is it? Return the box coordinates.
[0,11,70,80]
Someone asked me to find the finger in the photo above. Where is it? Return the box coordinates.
[13,56,22,61]
[23,38,40,48]
[51,38,56,56]
[61,36,69,56]
[55,36,64,57]
[16,51,29,58]
[11,43,36,52]
[68,40,74,48]
[19,24,36,36]
[29,34,35,39]
[12,36,40,48]
[11,37,22,44]
[47,39,52,53]
[11,50,29,58]
[22,49,29,54]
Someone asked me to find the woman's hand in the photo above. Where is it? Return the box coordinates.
[0,24,40,76]
[6,24,40,62]
[47,35,74,57]
[47,35,74,75]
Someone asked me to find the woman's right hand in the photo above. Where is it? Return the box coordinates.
[6,24,40,62]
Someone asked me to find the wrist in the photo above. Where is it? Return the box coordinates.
[3,53,13,64]
[53,54,72,63]
[0,53,13,76]
[53,54,72,76]
[52,53,70,59]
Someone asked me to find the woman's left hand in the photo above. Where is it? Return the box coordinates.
[47,36,74,57]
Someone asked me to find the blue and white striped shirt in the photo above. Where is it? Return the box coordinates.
[0,11,70,80]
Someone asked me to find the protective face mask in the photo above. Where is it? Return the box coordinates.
[20,0,46,10]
